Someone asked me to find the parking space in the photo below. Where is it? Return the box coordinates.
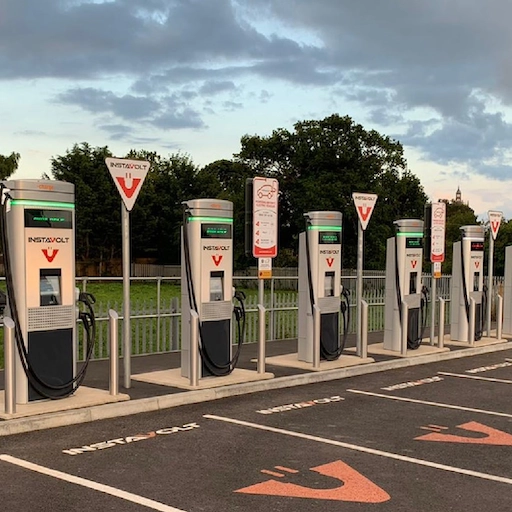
[2,349,512,511]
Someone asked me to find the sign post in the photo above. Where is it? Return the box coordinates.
[106,157,150,388]
[352,193,378,356]
[252,177,279,373]
[429,202,446,345]
[487,210,503,336]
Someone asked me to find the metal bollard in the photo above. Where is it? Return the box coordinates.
[360,300,368,359]
[468,297,476,346]
[257,304,266,374]
[4,317,15,414]
[401,301,408,356]
[108,309,119,396]
[313,304,321,369]
[497,294,503,341]
[189,310,199,388]
[438,298,445,349]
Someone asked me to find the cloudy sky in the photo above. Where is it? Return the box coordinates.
[1,0,512,219]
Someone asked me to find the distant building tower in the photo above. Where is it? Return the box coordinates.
[455,186,462,203]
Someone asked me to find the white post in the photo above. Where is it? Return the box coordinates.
[401,301,408,356]
[360,299,368,359]
[257,304,266,374]
[438,298,445,349]
[4,317,15,414]
[356,222,363,355]
[487,233,494,337]
[189,310,199,387]
[122,204,131,389]
[313,304,321,369]
[469,297,476,346]
[497,294,503,341]
[109,309,119,396]
[430,267,436,345]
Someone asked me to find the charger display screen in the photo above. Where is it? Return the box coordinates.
[25,209,73,229]
[406,237,423,249]
[319,231,341,244]
[201,224,232,239]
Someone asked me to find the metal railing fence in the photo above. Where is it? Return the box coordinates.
[0,274,504,366]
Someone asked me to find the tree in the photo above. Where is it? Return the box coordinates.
[442,200,479,274]
[487,217,512,277]
[0,152,20,180]
[49,143,119,273]
[127,150,211,264]
[197,159,254,268]
[236,114,428,269]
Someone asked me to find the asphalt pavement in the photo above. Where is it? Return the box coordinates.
[2,344,512,511]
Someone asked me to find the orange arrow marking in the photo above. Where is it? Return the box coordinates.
[415,421,512,445]
[235,460,390,502]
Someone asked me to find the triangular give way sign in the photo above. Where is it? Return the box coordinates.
[352,192,378,230]
[106,157,150,211]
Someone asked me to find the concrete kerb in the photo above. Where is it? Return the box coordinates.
[0,341,511,437]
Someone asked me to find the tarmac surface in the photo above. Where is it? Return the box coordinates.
[1,332,512,510]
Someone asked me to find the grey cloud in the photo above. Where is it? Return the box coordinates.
[199,81,237,95]
[222,101,243,111]
[57,88,159,120]
[153,109,205,130]
[0,0,314,80]
[99,123,134,141]
[400,104,512,180]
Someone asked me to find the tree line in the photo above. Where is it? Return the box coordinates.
[3,114,510,275]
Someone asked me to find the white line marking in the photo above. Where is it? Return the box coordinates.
[439,372,512,384]
[204,414,512,485]
[0,454,186,512]
[346,389,512,418]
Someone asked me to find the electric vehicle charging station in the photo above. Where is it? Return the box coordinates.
[181,199,246,379]
[0,179,96,404]
[298,211,350,363]
[503,246,512,335]
[450,225,486,342]
[384,219,427,352]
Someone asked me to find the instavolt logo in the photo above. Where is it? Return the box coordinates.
[203,245,229,251]
[109,161,149,171]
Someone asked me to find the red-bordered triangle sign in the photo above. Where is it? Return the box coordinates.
[488,210,503,240]
[352,193,378,231]
[106,157,150,211]
[235,460,390,503]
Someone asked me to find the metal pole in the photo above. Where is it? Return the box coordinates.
[313,304,321,369]
[190,310,199,387]
[108,309,119,396]
[497,294,503,341]
[270,277,275,341]
[487,233,494,337]
[122,204,131,389]
[258,278,265,334]
[469,297,476,346]
[257,304,266,374]
[356,222,363,356]
[156,278,161,351]
[401,301,408,356]
[4,317,15,415]
[361,300,368,359]
[430,265,436,345]
[438,298,445,349]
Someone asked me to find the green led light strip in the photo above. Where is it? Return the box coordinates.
[307,225,342,231]
[10,199,75,209]
[397,232,423,237]
[188,216,233,223]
